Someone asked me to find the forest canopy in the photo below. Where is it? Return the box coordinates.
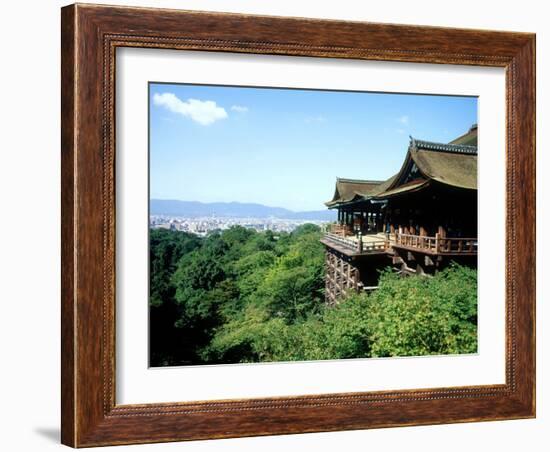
[149,226,477,367]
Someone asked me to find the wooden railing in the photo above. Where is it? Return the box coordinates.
[324,232,388,254]
[394,233,477,254]
[437,237,478,254]
[329,223,353,236]
[324,231,477,255]
[394,233,436,251]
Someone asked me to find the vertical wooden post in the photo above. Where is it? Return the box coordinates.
[340,257,345,296]
[420,226,429,248]
[437,226,446,252]
[435,232,440,253]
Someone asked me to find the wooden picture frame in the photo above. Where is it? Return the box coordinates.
[61,3,535,447]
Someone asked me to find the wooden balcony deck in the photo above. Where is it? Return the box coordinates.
[321,231,478,257]
[320,232,388,257]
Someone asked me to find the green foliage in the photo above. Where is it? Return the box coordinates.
[300,295,373,360]
[149,225,478,366]
[366,263,477,357]
[149,228,201,308]
[253,231,325,322]
[148,229,202,366]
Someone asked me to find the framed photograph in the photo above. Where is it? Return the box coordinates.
[61,3,536,447]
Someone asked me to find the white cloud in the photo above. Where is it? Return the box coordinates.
[398,115,410,125]
[230,105,248,113]
[153,92,228,126]
[396,128,406,135]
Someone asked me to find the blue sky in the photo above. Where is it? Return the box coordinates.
[149,83,477,211]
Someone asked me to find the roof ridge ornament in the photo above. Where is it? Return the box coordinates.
[412,138,477,155]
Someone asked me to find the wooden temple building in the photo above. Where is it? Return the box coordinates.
[321,124,478,305]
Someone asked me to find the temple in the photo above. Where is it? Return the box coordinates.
[321,124,478,305]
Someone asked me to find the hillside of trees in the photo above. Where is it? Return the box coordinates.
[149,226,477,367]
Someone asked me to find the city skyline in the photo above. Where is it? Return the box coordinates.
[150,83,478,211]
[150,214,326,237]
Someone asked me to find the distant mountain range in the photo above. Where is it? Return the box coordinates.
[150,199,336,221]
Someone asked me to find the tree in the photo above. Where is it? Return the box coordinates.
[150,223,478,367]
[148,229,201,366]
[366,263,477,357]
[149,229,201,307]
[254,229,325,322]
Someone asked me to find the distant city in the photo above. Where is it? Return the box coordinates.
[149,199,336,236]
[150,214,329,236]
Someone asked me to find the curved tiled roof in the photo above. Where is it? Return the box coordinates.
[326,125,478,206]
[410,144,477,190]
[372,178,429,198]
[325,178,384,207]
[373,133,478,198]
